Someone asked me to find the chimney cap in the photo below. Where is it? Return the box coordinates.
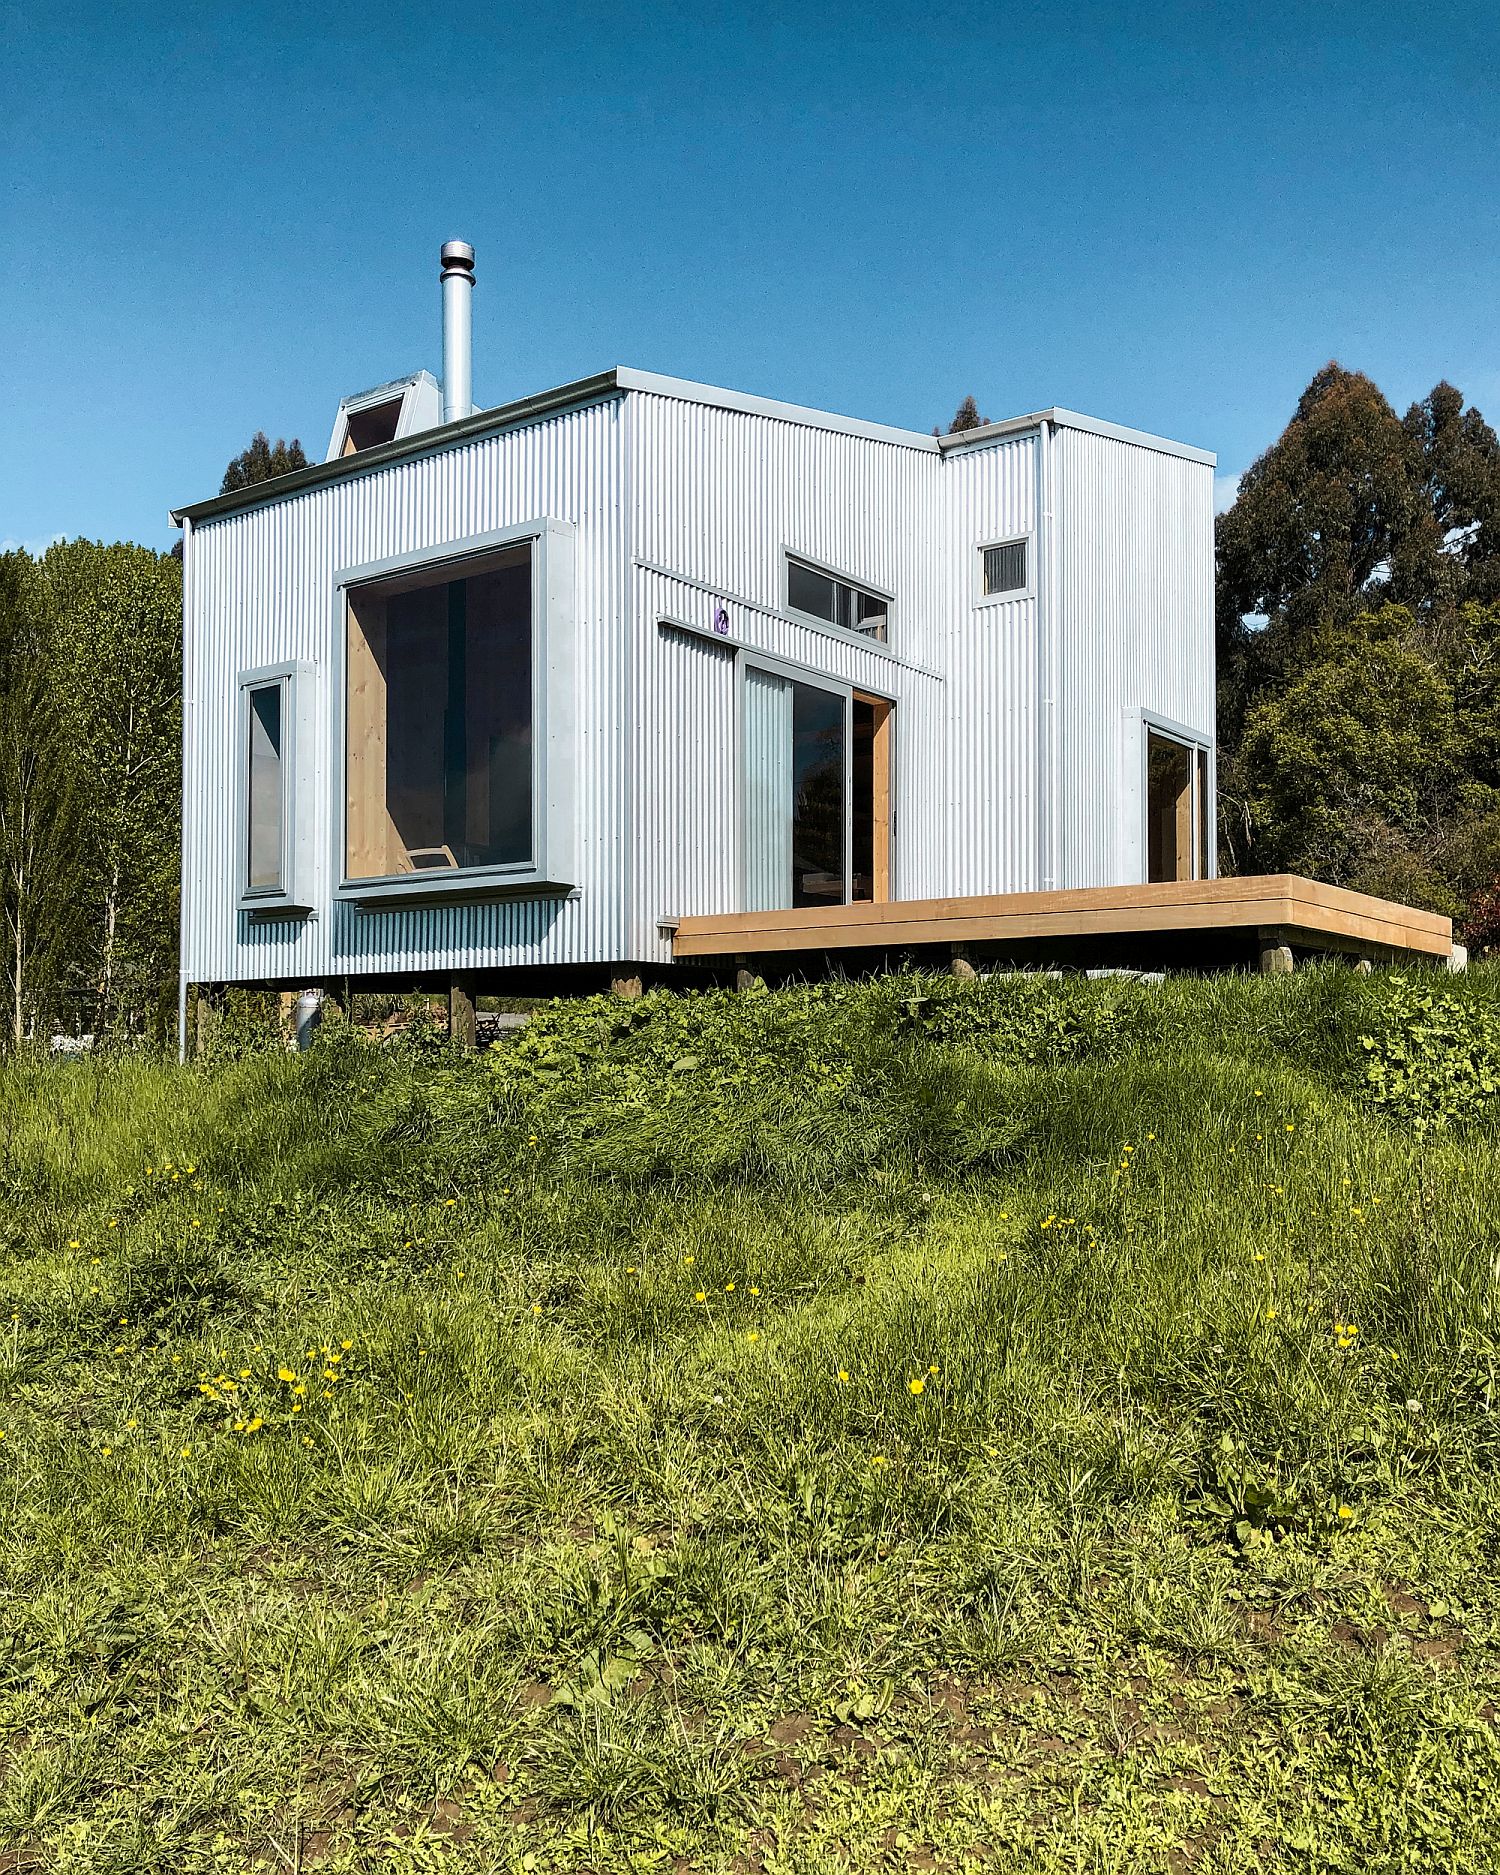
[440,239,475,278]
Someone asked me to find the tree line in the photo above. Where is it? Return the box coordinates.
[3,390,1500,1049]
[0,434,305,1046]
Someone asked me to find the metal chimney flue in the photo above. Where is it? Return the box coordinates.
[440,240,475,424]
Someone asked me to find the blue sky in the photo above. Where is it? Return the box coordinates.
[3,0,1497,552]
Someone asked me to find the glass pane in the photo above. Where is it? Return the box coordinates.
[744,668,794,911]
[983,541,1027,595]
[854,588,889,642]
[1146,731,1193,883]
[247,685,283,891]
[791,682,845,906]
[851,696,876,900]
[1196,747,1210,880]
[346,547,533,879]
[787,560,837,624]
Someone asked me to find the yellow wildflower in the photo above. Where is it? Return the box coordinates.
[909,1377,925,1396]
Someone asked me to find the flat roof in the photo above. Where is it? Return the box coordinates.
[170,366,1213,525]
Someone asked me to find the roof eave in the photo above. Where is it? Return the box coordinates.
[939,406,1215,468]
[170,368,625,525]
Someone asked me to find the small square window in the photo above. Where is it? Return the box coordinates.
[982,540,1028,596]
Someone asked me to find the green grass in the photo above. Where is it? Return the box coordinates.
[2,968,1500,1872]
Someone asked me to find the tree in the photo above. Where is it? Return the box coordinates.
[0,553,82,1045]
[934,395,990,438]
[220,431,308,494]
[1401,383,1500,610]
[1215,365,1425,730]
[1235,608,1458,891]
[44,542,182,1037]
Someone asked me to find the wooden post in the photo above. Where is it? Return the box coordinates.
[610,971,644,1000]
[193,985,220,1059]
[1258,933,1295,975]
[449,975,477,1049]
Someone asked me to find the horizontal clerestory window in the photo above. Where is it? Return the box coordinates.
[785,555,890,644]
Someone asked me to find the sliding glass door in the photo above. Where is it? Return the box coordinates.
[743,665,891,911]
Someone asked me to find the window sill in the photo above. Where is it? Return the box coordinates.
[238,894,314,918]
[340,869,576,909]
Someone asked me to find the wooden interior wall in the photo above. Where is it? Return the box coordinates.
[868,695,892,902]
[345,595,405,879]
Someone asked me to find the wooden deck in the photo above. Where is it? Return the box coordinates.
[671,875,1453,969]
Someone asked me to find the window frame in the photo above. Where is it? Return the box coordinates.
[332,520,576,906]
[235,661,315,914]
[1140,711,1215,883]
[781,549,895,652]
[736,650,895,910]
[974,533,1034,606]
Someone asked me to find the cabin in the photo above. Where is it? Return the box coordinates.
[171,243,1452,1046]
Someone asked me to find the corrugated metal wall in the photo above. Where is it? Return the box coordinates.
[626,395,947,957]
[183,384,1213,988]
[1052,426,1215,889]
[182,395,628,985]
[940,434,1040,895]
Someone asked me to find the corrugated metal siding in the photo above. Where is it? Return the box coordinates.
[1052,427,1215,888]
[941,434,1039,895]
[625,394,948,955]
[182,397,628,983]
[183,383,1213,987]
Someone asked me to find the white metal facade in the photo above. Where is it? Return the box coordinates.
[176,373,1214,986]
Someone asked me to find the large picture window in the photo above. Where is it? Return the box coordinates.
[346,545,533,881]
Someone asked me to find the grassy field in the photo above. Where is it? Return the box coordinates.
[2,968,1500,1873]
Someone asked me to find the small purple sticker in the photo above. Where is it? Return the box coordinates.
[713,605,730,635]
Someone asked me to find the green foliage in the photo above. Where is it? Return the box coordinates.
[219,430,308,493]
[1215,365,1500,942]
[4,970,1500,1866]
[937,393,989,435]
[0,543,181,1048]
[0,552,83,1045]
[1359,974,1500,1134]
[44,540,182,1037]
[1238,618,1459,881]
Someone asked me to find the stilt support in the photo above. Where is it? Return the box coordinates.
[449,975,477,1049]
[1258,930,1295,974]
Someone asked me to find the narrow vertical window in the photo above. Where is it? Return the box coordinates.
[791,682,846,905]
[246,684,284,892]
[1196,747,1210,880]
